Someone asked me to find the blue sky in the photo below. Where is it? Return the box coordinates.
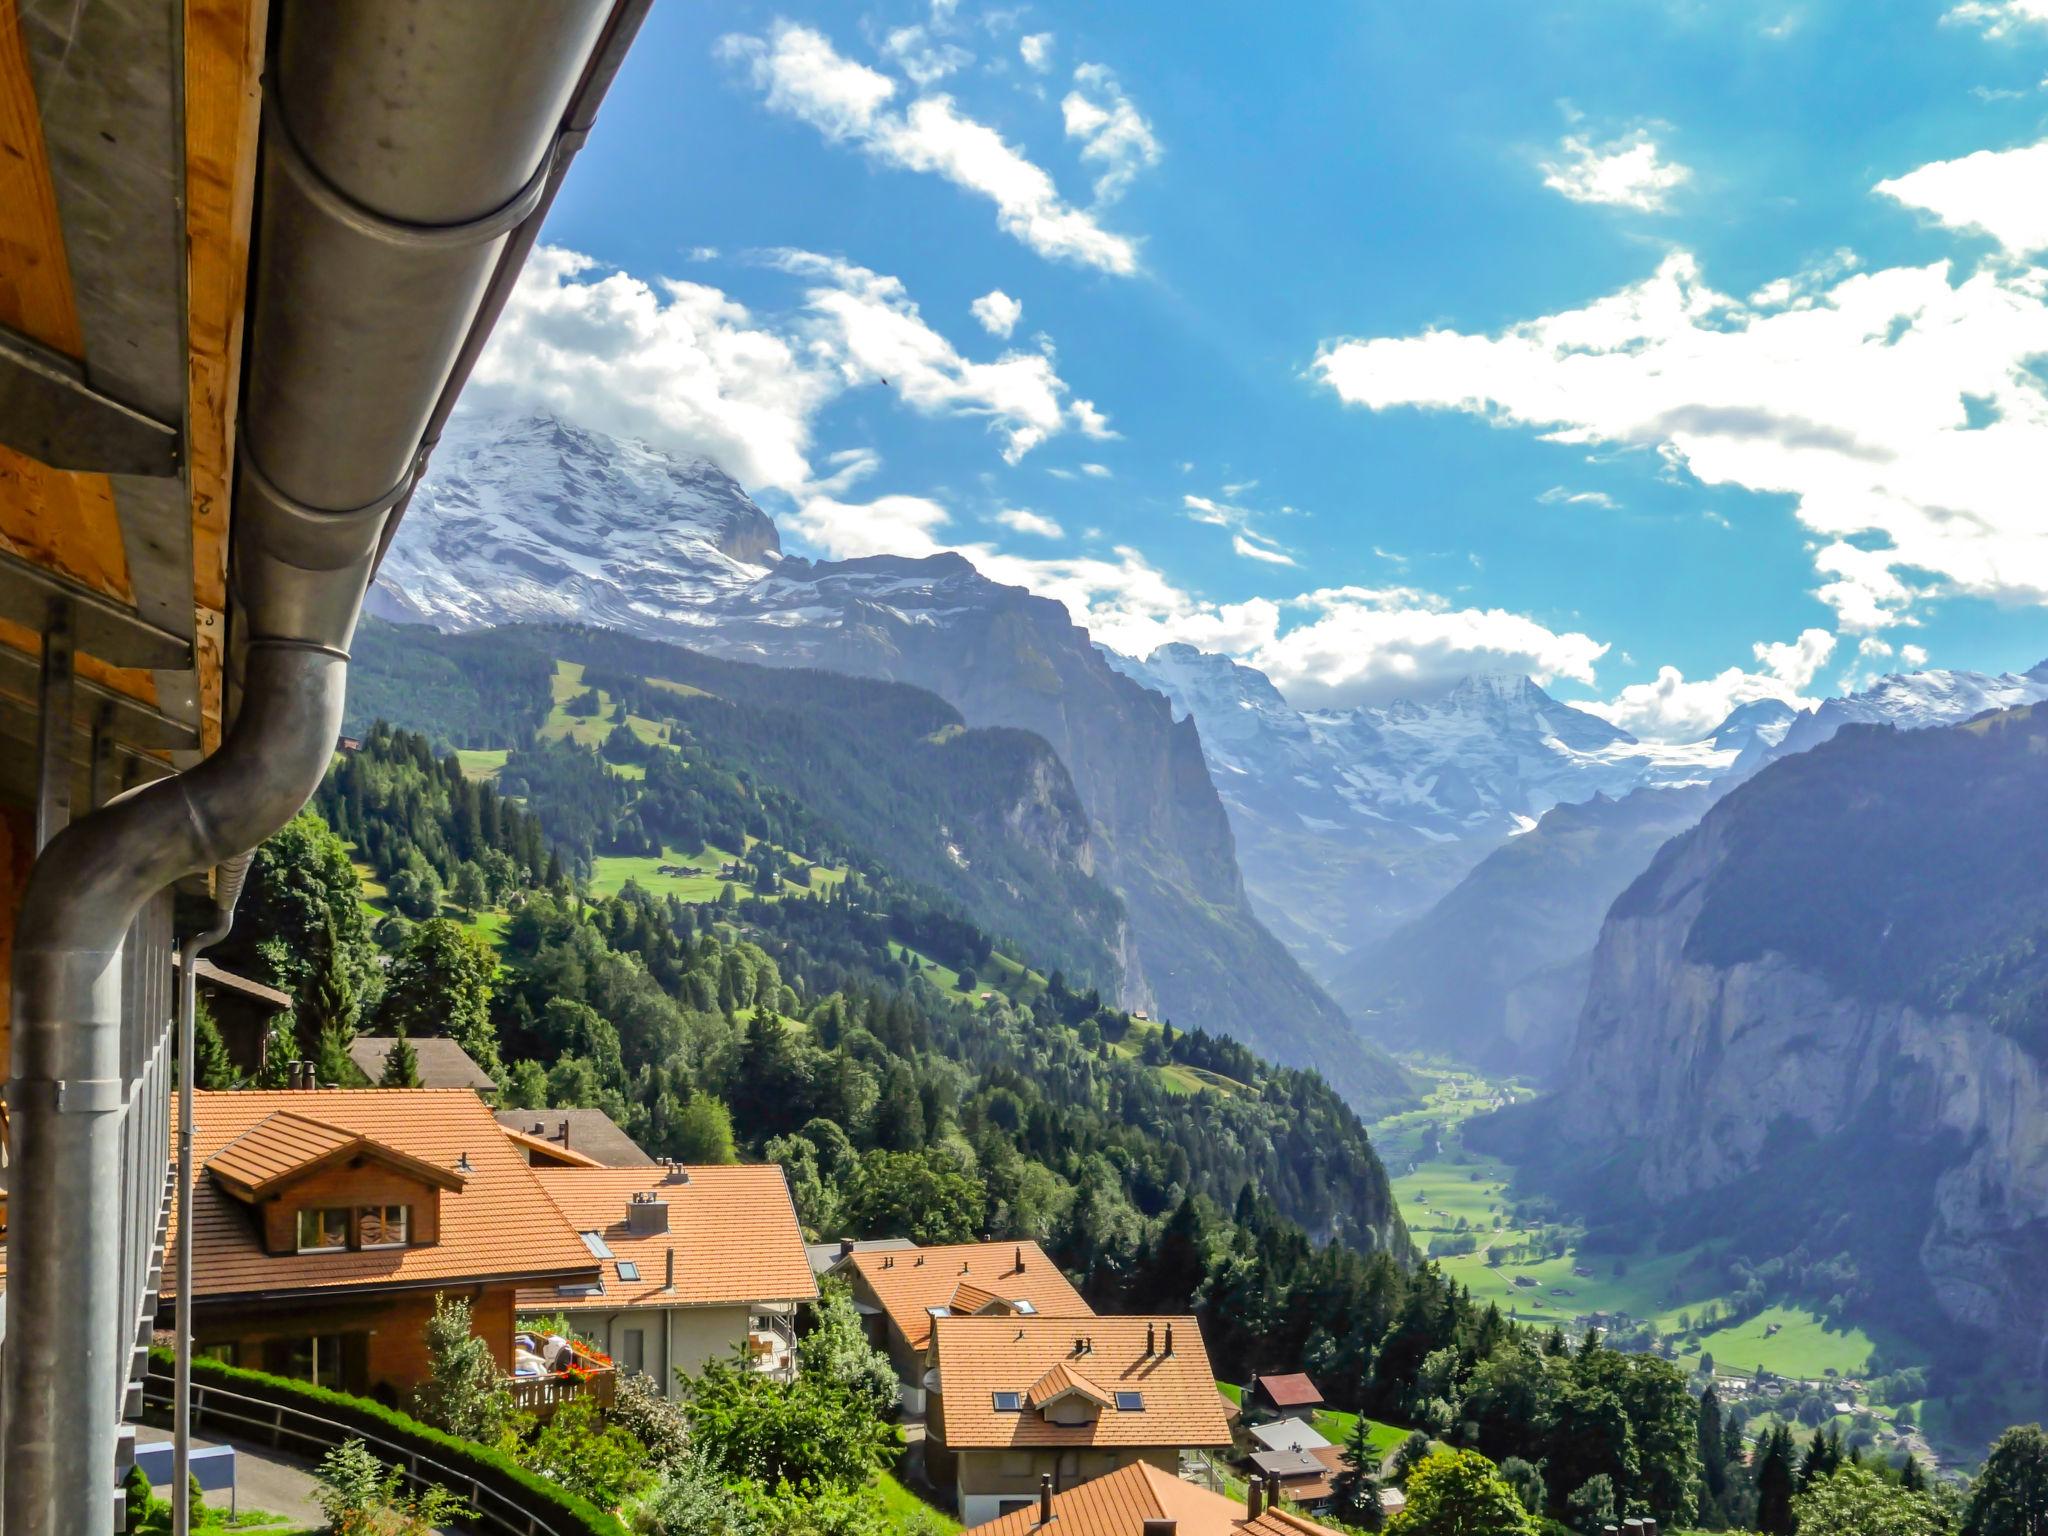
[481,0,2048,738]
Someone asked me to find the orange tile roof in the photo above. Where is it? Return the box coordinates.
[951,1280,1004,1313]
[1028,1359,1112,1410]
[166,1090,597,1302]
[499,1125,604,1169]
[516,1165,818,1312]
[206,1109,466,1202]
[965,1459,1344,1536]
[933,1315,1231,1451]
[850,1240,1091,1353]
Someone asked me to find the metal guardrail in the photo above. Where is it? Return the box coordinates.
[141,1373,595,1536]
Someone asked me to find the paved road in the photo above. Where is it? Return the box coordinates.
[134,1421,326,1530]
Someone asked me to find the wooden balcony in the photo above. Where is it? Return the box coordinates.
[507,1365,616,1418]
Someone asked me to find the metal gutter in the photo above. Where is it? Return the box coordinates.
[2,3,637,1529]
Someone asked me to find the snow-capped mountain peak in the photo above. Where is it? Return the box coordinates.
[370,406,782,631]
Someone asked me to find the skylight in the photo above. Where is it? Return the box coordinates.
[993,1391,1023,1412]
[1114,1391,1145,1412]
[616,1260,641,1282]
[1013,1298,1037,1314]
[580,1231,614,1259]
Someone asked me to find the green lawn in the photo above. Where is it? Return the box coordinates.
[873,1469,960,1533]
[539,659,667,756]
[1696,1304,1879,1380]
[455,747,507,781]
[1310,1404,1410,1457]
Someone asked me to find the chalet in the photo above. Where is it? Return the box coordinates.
[1246,1447,1346,1512]
[517,1164,818,1394]
[347,1036,496,1094]
[494,1108,656,1168]
[964,1460,1348,1536]
[1243,1372,1325,1421]
[842,1240,1093,1413]
[927,1315,1234,1525]
[164,1090,600,1406]
[171,954,293,1075]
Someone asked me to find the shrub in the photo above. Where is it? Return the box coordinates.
[148,1347,632,1536]
[413,1292,516,1442]
[314,1436,470,1536]
[680,1345,896,1492]
[524,1396,650,1510]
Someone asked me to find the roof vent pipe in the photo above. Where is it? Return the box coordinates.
[2,6,633,1530]
[1038,1474,1053,1526]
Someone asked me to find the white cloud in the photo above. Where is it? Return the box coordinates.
[1537,485,1620,509]
[1314,244,2048,633]
[722,22,1139,273]
[466,246,833,492]
[1233,534,1297,566]
[1019,32,1054,72]
[1581,630,1836,741]
[1541,129,1693,212]
[1876,140,2048,256]
[1902,643,1930,666]
[881,24,972,86]
[780,491,1607,707]
[996,507,1064,538]
[1061,64,1162,203]
[772,250,1112,464]
[1945,0,2048,37]
[1245,587,1607,709]
[467,244,1106,492]
[1080,462,1112,478]
[970,288,1023,337]
[787,493,954,559]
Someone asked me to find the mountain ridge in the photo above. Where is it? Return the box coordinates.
[372,413,1411,1111]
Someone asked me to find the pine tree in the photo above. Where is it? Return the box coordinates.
[1756,1425,1798,1534]
[190,997,240,1090]
[314,1022,363,1086]
[1331,1413,1387,1530]
[295,911,358,1059]
[380,1030,422,1088]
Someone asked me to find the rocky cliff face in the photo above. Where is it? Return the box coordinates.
[1354,784,1715,1077]
[693,556,1408,1110]
[1550,706,2048,1364]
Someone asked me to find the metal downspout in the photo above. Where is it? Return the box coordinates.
[2,4,624,1530]
[172,854,250,1536]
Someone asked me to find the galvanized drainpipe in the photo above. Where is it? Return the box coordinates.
[2,4,619,1531]
[172,853,250,1536]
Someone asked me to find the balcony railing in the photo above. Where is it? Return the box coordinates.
[508,1365,616,1417]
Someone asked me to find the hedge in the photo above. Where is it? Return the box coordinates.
[145,1346,633,1536]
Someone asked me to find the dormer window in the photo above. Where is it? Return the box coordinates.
[207,1109,460,1257]
[360,1205,410,1249]
[295,1208,349,1252]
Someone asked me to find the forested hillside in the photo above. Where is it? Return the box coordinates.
[343,615,1415,1115]
[203,719,1762,1529]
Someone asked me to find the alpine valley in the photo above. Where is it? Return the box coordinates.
[364,403,2048,1464]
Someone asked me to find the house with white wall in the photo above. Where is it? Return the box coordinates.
[516,1163,817,1394]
